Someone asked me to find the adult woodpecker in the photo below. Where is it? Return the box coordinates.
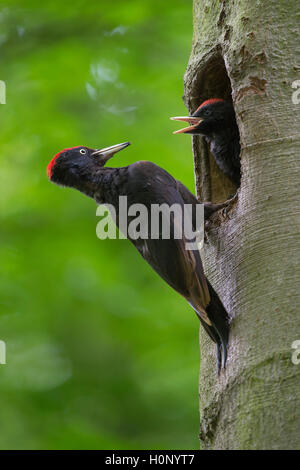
[171,98,241,185]
[47,143,230,372]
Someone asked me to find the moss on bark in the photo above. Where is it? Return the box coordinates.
[184,0,300,450]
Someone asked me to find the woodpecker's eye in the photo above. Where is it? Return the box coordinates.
[203,109,211,116]
[80,148,86,155]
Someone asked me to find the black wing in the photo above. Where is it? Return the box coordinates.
[127,162,212,325]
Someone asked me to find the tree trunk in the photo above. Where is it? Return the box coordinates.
[184,0,300,450]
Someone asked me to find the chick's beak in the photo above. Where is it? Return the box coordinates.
[170,116,203,134]
[92,142,130,160]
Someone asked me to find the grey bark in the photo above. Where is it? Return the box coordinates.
[184,0,300,450]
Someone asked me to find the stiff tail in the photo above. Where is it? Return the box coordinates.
[196,281,229,374]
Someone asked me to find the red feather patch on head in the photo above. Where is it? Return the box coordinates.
[47,146,82,179]
[196,98,224,111]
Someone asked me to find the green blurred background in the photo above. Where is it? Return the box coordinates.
[0,0,200,450]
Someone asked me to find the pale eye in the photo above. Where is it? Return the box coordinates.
[80,148,86,155]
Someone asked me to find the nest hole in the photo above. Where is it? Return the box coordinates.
[186,53,239,202]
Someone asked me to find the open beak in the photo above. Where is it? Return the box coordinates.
[170,116,203,134]
[92,141,130,160]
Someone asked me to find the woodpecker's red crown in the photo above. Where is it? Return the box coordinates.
[170,98,227,135]
[196,98,224,111]
[47,142,130,184]
[47,146,83,179]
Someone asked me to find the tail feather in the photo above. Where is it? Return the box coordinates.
[196,280,229,373]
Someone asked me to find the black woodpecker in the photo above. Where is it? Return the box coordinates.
[48,143,230,372]
[171,98,241,185]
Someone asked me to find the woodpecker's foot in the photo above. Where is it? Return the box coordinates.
[203,201,228,221]
[204,204,226,235]
[204,218,218,241]
[220,191,238,219]
[203,193,238,237]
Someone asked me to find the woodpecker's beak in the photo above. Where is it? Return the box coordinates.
[92,142,130,160]
[170,116,203,134]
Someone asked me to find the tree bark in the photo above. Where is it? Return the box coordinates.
[184,0,300,450]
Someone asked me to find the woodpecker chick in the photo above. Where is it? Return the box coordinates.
[171,98,241,185]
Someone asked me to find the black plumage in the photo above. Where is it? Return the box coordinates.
[48,143,230,372]
[171,98,241,185]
